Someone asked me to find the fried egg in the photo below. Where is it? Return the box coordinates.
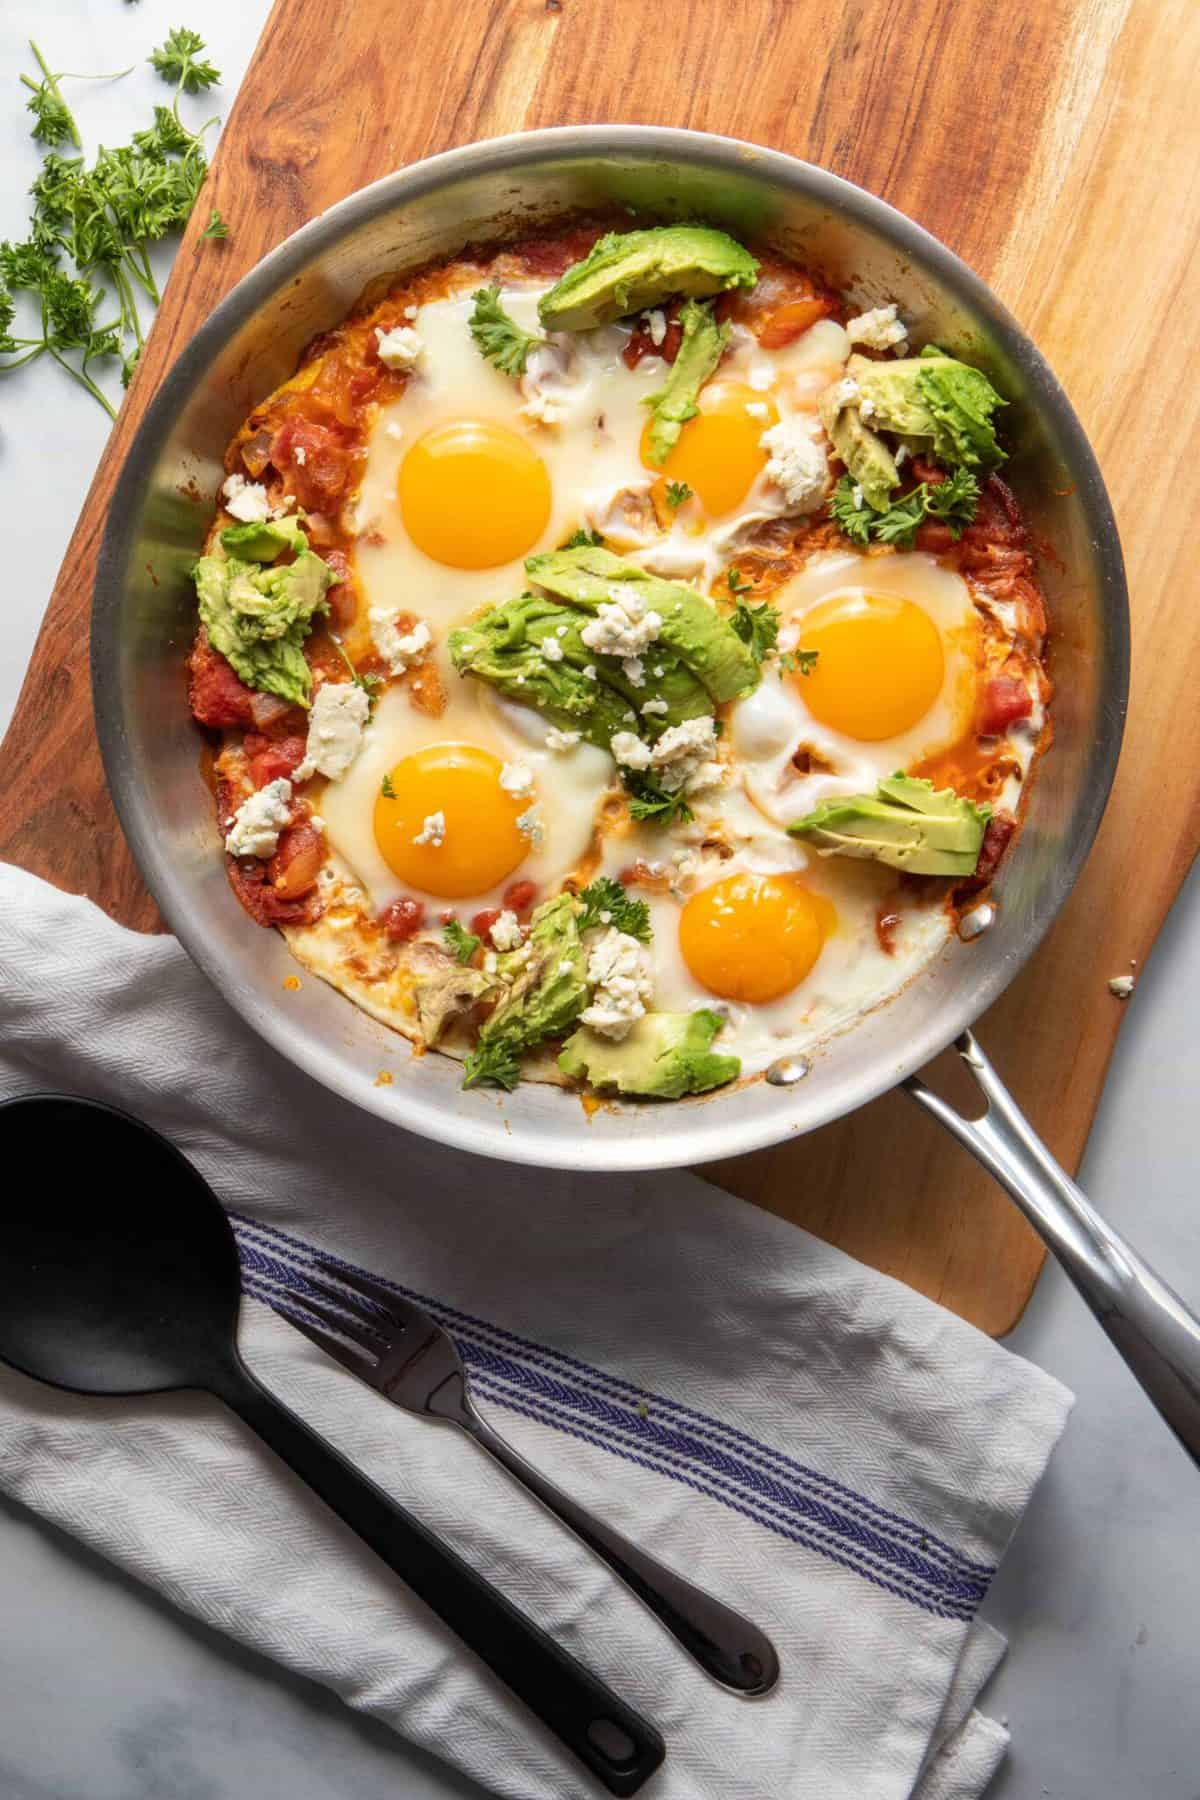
[319,681,613,912]
[730,551,984,829]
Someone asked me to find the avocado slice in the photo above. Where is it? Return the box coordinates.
[789,774,991,876]
[852,349,1006,469]
[218,513,308,562]
[463,894,589,1088]
[525,546,760,704]
[559,1008,741,1099]
[818,369,900,512]
[448,593,711,747]
[537,225,759,333]
[643,299,729,466]
[194,547,333,707]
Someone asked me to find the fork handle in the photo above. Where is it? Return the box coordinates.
[450,1388,779,1695]
[219,1360,665,1796]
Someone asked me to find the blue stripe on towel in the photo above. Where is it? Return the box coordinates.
[233,1212,994,1622]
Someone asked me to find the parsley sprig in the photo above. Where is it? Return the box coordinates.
[444,920,482,964]
[829,468,980,548]
[462,1040,521,1092]
[576,876,652,943]
[730,598,780,666]
[665,480,693,510]
[468,283,545,378]
[0,29,224,419]
[625,773,694,828]
[562,526,604,550]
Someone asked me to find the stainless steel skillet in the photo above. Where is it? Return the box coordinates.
[91,126,1200,1461]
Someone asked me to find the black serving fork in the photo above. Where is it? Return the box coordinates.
[287,1259,779,1696]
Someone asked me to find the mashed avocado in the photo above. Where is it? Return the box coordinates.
[538,225,759,332]
[194,546,334,707]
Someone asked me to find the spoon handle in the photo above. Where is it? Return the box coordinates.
[221,1363,665,1796]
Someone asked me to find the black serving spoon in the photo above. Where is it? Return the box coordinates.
[0,1094,665,1796]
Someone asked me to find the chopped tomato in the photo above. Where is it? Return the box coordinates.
[471,907,502,941]
[188,634,257,728]
[380,897,425,941]
[225,854,321,927]
[756,294,833,349]
[978,675,1033,737]
[269,415,358,512]
[955,814,1017,901]
[622,300,683,369]
[502,879,538,917]
[245,733,308,787]
[268,821,325,900]
[322,547,357,631]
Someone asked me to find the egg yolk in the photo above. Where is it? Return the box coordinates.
[640,383,779,517]
[398,421,551,568]
[796,592,944,740]
[373,743,531,898]
[678,873,834,1004]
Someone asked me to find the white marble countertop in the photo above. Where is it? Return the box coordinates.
[1,6,1197,1795]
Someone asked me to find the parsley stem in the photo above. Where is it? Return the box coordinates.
[24,41,81,150]
[0,345,46,372]
[47,344,116,419]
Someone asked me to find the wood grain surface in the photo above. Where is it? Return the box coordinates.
[3,0,1197,1333]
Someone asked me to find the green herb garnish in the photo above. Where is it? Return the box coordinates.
[625,773,695,828]
[829,467,980,549]
[380,773,396,798]
[201,208,228,240]
[665,480,693,510]
[444,920,482,964]
[729,599,780,666]
[462,1040,522,1092]
[468,283,544,377]
[576,876,652,943]
[561,527,605,549]
[148,27,221,95]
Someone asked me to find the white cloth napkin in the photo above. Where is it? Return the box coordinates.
[0,863,1071,1799]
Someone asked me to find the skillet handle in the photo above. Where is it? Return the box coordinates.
[905,1030,1200,1470]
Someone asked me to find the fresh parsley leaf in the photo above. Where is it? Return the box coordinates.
[201,208,228,240]
[380,773,396,798]
[625,773,694,828]
[133,105,194,158]
[780,647,819,677]
[730,599,781,666]
[576,876,652,943]
[21,42,80,149]
[0,239,52,291]
[665,480,693,510]
[444,920,482,964]
[828,469,980,549]
[468,283,543,378]
[462,1040,521,1091]
[149,28,220,96]
[828,476,874,545]
[562,527,604,549]
[724,565,752,596]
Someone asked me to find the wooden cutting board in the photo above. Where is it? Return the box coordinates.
[3,0,1196,1334]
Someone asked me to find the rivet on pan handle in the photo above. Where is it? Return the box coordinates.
[906,1030,1200,1470]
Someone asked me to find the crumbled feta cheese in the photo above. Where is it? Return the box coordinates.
[644,308,667,347]
[1108,974,1136,999]
[490,910,522,952]
[827,375,861,411]
[648,715,721,793]
[555,624,568,637]
[622,655,646,687]
[542,637,564,663]
[369,611,431,675]
[557,958,576,975]
[545,727,581,751]
[309,815,325,832]
[582,664,598,681]
[293,446,307,467]
[221,473,275,524]
[852,484,864,509]
[745,400,769,420]
[895,443,909,468]
[610,730,652,770]
[403,304,418,320]
[846,303,908,352]
[579,928,653,1041]
[412,810,445,847]
[292,682,371,784]
[760,420,829,513]
[375,325,423,369]
[748,362,775,392]
[224,779,293,858]
[499,761,535,797]
[641,697,669,717]
[516,807,544,846]
[580,584,662,657]
[385,421,405,442]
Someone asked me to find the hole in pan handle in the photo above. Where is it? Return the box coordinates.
[905,1030,1200,1471]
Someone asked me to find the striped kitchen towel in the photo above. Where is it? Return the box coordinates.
[0,863,1070,1799]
